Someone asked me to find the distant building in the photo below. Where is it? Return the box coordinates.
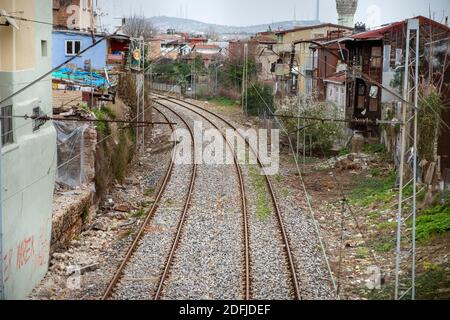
[53,0,97,32]
[310,33,350,101]
[190,44,221,55]
[0,0,56,299]
[324,71,347,108]
[341,16,450,180]
[273,23,353,96]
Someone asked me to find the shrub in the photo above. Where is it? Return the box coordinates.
[245,82,274,117]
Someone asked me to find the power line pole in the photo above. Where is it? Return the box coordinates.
[395,18,420,301]
[242,43,248,116]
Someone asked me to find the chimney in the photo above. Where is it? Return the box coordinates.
[336,0,358,28]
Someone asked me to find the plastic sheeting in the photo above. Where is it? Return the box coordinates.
[54,121,89,188]
[52,68,111,88]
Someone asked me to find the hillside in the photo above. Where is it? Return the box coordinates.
[148,16,321,36]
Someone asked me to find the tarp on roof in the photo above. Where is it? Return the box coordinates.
[52,68,111,88]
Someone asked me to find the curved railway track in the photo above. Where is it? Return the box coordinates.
[152,99,251,300]
[102,105,197,300]
[151,93,302,300]
[103,101,251,300]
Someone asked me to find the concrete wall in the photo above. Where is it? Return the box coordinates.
[325,82,346,109]
[52,31,106,70]
[0,0,56,300]
[0,0,36,71]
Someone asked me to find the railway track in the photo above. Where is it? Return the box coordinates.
[102,105,197,300]
[103,101,251,300]
[151,93,302,300]
[152,99,251,300]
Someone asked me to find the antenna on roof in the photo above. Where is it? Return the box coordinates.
[0,9,20,30]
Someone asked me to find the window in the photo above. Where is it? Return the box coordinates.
[1,105,13,146]
[65,40,81,56]
[41,40,48,57]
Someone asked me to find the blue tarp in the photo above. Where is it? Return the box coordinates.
[52,68,111,88]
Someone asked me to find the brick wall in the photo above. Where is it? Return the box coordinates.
[53,0,80,29]
[52,89,83,112]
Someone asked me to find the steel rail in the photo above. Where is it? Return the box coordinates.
[152,93,302,300]
[102,106,181,299]
[151,102,198,300]
[152,99,251,300]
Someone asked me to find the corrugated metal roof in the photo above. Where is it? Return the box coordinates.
[351,16,450,40]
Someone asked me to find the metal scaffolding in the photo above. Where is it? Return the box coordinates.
[395,18,420,301]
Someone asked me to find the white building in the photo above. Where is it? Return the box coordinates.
[0,0,56,299]
[324,72,347,109]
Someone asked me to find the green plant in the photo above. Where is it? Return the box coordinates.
[92,108,111,135]
[349,172,397,207]
[373,240,395,253]
[418,93,443,162]
[338,148,351,156]
[370,168,382,177]
[249,165,271,220]
[245,82,274,117]
[416,193,450,242]
[101,106,117,119]
[363,144,386,155]
[144,187,155,197]
[207,96,237,107]
[278,100,345,155]
[132,209,146,218]
[356,247,370,259]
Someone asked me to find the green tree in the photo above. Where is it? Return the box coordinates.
[246,82,274,117]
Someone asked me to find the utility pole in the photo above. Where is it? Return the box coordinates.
[395,18,420,301]
[242,43,248,116]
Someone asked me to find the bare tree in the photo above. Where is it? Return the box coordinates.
[123,14,156,40]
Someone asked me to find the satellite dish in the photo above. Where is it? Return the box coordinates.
[0,10,20,30]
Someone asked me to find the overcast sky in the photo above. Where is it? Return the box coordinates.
[97,0,449,29]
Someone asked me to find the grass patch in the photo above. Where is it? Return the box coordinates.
[207,96,238,107]
[144,187,156,197]
[338,148,351,156]
[363,144,386,155]
[349,172,396,207]
[356,247,370,259]
[378,221,397,231]
[132,209,146,218]
[370,168,382,177]
[249,165,271,220]
[416,192,450,242]
[373,238,396,253]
